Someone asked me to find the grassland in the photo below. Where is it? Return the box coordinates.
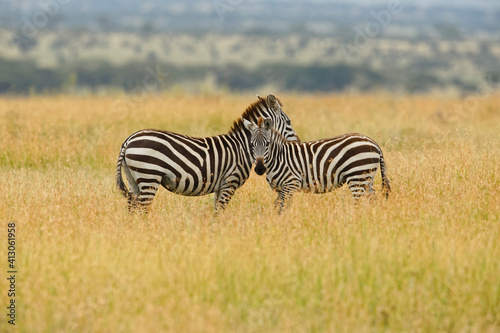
[0,93,499,332]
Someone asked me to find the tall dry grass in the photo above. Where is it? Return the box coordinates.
[0,93,499,332]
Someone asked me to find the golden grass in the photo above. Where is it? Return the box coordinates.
[0,93,499,332]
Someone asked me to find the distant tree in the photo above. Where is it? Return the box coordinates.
[140,22,155,36]
[479,42,490,56]
[9,31,38,54]
[147,51,157,62]
[96,15,113,32]
[285,65,357,91]
[214,65,263,91]
[0,58,63,94]
[434,23,463,40]
[405,74,441,93]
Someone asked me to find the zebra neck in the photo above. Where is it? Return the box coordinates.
[272,130,287,151]
[266,131,286,167]
[226,125,254,163]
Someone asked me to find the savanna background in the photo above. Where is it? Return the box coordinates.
[1,0,499,332]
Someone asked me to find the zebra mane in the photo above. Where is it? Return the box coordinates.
[228,96,283,135]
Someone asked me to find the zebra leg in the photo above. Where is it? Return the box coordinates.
[366,179,376,201]
[122,163,141,212]
[214,190,220,212]
[214,185,237,216]
[275,192,287,214]
[135,180,161,213]
[347,182,365,204]
[274,195,283,210]
[275,182,300,215]
[347,173,376,203]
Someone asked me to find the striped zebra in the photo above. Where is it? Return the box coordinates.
[116,94,299,214]
[243,117,391,214]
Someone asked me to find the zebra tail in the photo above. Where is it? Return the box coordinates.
[116,140,131,199]
[379,152,391,199]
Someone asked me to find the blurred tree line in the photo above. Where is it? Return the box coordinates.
[0,57,485,95]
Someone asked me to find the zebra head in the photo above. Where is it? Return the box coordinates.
[243,117,274,176]
[258,94,300,143]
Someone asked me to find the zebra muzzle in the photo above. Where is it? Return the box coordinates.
[255,158,266,176]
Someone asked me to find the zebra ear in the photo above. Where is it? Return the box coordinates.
[267,94,282,114]
[263,117,273,130]
[242,118,255,131]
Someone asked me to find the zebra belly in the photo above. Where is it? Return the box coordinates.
[300,179,338,194]
[125,147,217,196]
[299,165,378,195]
[160,172,215,196]
[126,158,211,197]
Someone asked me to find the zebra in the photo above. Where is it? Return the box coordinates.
[243,117,391,214]
[116,94,300,215]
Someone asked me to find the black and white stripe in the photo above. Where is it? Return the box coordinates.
[244,117,390,214]
[116,94,299,214]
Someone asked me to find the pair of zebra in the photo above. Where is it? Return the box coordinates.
[116,94,390,215]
